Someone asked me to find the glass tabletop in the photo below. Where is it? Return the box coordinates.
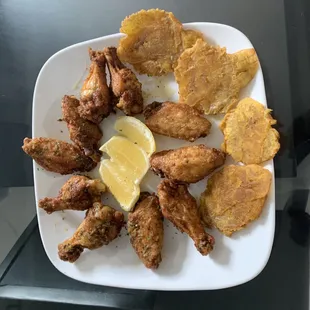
[0,0,309,308]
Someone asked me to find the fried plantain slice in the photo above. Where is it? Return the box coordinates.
[200,165,272,236]
[118,9,204,76]
[220,97,280,164]
[175,39,259,114]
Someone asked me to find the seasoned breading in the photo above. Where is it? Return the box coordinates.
[79,49,111,123]
[158,180,214,255]
[22,137,96,174]
[128,193,164,269]
[58,203,124,263]
[118,9,204,76]
[62,95,102,162]
[200,165,272,236]
[150,145,226,183]
[174,39,259,114]
[104,47,143,115]
[220,98,280,164]
[39,176,106,214]
[144,101,211,141]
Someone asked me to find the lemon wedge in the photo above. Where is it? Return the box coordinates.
[99,160,140,211]
[114,116,156,156]
[99,136,149,184]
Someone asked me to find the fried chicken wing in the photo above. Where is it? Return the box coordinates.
[144,101,211,141]
[200,165,272,236]
[220,98,280,164]
[79,48,111,123]
[39,176,106,214]
[118,9,204,76]
[62,95,103,162]
[103,47,143,115]
[58,203,124,263]
[150,145,226,183]
[22,137,96,174]
[158,180,214,255]
[128,192,163,269]
[175,39,259,114]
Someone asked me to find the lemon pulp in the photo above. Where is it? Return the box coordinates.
[100,136,149,184]
[114,116,156,156]
[99,160,140,211]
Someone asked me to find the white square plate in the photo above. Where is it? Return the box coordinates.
[33,22,275,290]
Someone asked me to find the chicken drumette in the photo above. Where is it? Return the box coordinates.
[79,48,111,123]
[150,145,226,183]
[62,95,102,162]
[103,47,143,115]
[128,193,164,269]
[58,202,124,263]
[39,176,106,214]
[22,137,96,174]
[157,180,214,255]
[144,101,211,142]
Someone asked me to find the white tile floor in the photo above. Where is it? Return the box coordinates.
[0,187,36,264]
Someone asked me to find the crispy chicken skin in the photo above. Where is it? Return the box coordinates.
[58,203,124,263]
[22,137,96,174]
[157,180,214,255]
[62,95,103,162]
[150,145,226,183]
[144,101,211,141]
[128,192,164,269]
[39,176,106,214]
[103,47,143,115]
[79,48,111,123]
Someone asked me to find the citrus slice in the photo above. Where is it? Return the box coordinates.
[114,116,156,156]
[99,160,140,211]
[99,136,149,184]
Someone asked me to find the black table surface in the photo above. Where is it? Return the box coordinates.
[1,0,310,309]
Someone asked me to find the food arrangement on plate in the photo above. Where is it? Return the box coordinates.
[23,9,280,273]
